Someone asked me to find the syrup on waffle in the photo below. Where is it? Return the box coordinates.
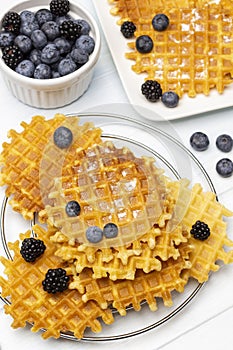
[69,242,192,315]
[0,225,114,339]
[0,114,102,220]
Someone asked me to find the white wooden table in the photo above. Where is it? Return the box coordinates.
[0,1,233,349]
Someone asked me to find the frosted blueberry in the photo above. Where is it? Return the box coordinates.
[41,43,60,64]
[190,132,209,151]
[161,91,179,108]
[53,126,73,149]
[216,158,233,178]
[31,29,47,49]
[35,9,53,26]
[75,34,95,54]
[152,14,169,31]
[216,134,233,153]
[58,57,77,76]
[65,201,81,217]
[20,20,39,36]
[20,10,36,24]
[55,15,72,26]
[75,19,91,35]
[54,37,71,55]
[0,31,15,48]
[34,63,51,79]
[103,223,118,239]
[70,48,89,65]
[41,21,60,41]
[16,59,35,77]
[14,34,32,54]
[29,49,42,66]
[86,226,103,243]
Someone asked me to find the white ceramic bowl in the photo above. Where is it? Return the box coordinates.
[0,0,101,108]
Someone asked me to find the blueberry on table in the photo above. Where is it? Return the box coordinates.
[16,59,35,77]
[216,158,233,178]
[152,14,170,31]
[216,134,233,153]
[190,132,209,151]
[136,35,153,53]
[161,91,179,108]
[86,226,103,243]
[53,126,73,149]
[65,200,81,217]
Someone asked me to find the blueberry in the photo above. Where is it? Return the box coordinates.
[216,134,233,153]
[29,49,42,66]
[0,31,15,48]
[35,9,54,26]
[86,226,103,243]
[20,10,36,24]
[136,35,153,53]
[31,29,47,49]
[15,59,35,77]
[75,35,95,54]
[152,14,169,31]
[20,20,39,37]
[65,200,81,217]
[53,37,71,55]
[75,19,91,35]
[70,48,89,65]
[216,158,233,178]
[103,223,118,239]
[55,15,72,26]
[34,63,51,79]
[161,91,179,108]
[14,34,32,54]
[41,43,60,64]
[41,21,60,41]
[52,70,61,78]
[53,126,73,148]
[58,57,77,76]
[190,132,209,151]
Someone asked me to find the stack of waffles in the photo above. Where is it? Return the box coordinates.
[0,114,232,339]
[107,0,233,98]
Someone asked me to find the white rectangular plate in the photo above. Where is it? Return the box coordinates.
[92,0,233,121]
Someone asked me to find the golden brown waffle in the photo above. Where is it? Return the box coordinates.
[53,224,189,280]
[126,4,233,97]
[108,0,194,24]
[0,225,114,339]
[0,114,102,220]
[166,180,233,282]
[43,141,169,250]
[69,242,192,315]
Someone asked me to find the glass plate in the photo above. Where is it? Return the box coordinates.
[0,112,216,342]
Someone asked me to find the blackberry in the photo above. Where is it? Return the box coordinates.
[50,0,70,16]
[120,21,136,38]
[59,20,81,40]
[2,11,21,34]
[42,268,70,294]
[190,220,210,241]
[20,237,46,262]
[141,80,162,102]
[2,45,23,70]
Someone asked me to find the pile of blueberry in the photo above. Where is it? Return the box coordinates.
[190,132,233,178]
[0,0,95,79]
[120,14,179,108]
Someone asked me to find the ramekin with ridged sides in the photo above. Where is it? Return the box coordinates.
[0,0,101,108]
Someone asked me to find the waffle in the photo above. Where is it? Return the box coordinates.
[0,114,102,220]
[0,225,114,339]
[108,0,194,25]
[167,180,233,282]
[125,4,233,97]
[43,141,169,251]
[53,224,189,280]
[69,242,192,315]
